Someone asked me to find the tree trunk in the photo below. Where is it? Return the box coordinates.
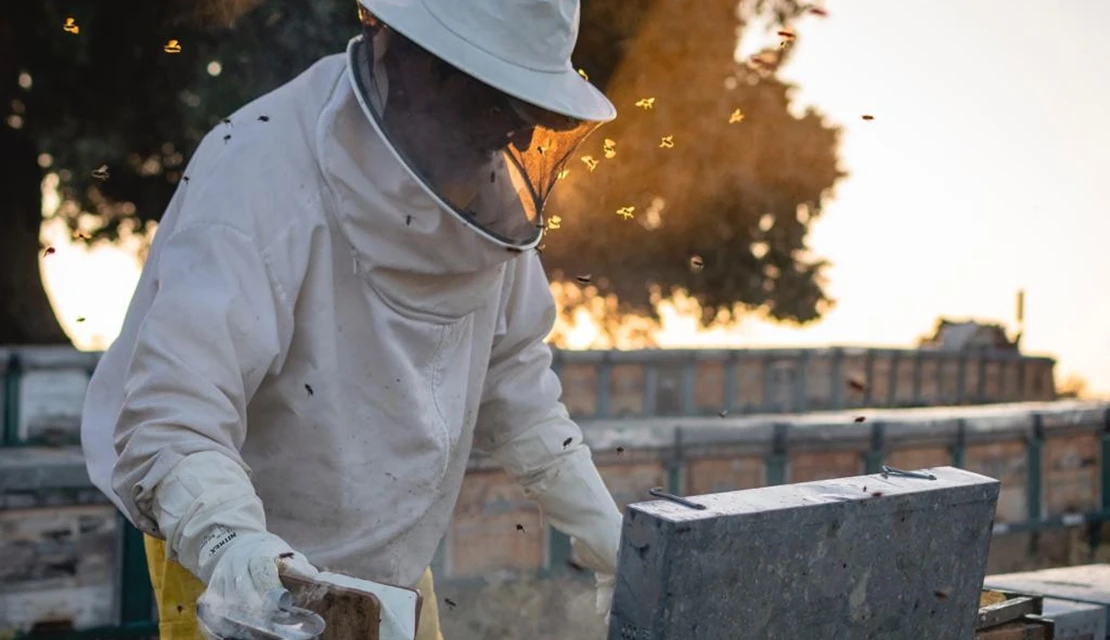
[0,123,71,345]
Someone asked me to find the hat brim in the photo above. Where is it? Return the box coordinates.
[361,0,616,123]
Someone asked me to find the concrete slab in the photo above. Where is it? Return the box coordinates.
[608,466,1000,640]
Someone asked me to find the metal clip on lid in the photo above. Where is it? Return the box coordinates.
[881,465,938,480]
[649,486,708,510]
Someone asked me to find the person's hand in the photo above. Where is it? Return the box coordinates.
[148,452,320,633]
[481,413,623,627]
[595,571,615,625]
[195,530,318,623]
[572,536,618,624]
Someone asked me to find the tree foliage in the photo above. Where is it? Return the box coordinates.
[5,0,354,244]
[1057,373,1089,400]
[545,0,844,326]
[1,0,841,344]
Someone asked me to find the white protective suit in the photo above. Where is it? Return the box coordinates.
[80,51,623,597]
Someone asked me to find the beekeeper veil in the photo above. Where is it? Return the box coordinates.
[349,0,616,250]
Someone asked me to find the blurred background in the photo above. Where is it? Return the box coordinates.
[3,0,1109,638]
[4,0,1106,397]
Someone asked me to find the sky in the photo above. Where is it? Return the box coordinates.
[38,0,1110,394]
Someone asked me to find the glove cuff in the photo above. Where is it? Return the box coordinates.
[152,451,269,583]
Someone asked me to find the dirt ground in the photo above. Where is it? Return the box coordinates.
[437,574,606,640]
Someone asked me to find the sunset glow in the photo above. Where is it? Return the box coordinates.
[36,0,1110,398]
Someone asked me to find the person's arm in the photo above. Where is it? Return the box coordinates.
[474,253,623,611]
[112,223,285,532]
[111,222,316,613]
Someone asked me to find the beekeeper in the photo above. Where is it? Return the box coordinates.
[79,0,623,637]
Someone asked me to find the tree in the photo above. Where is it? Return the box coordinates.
[1057,373,1089,400]
[1,0,837,344]
[1,0,354,344]
[545,0,844,330]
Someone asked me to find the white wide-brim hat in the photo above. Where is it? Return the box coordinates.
[357,0,616,123]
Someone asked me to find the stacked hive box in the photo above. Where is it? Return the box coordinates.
[0,346,1077,634]
[0,448,120,630]
[1,346,1056,445]
[3,401,1106,632]
[553,348,1057,419]
[439,401,1106,581]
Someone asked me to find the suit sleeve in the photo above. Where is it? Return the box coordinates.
[474,253,622,576]
[473,252,584,478]
[110,223,292,536]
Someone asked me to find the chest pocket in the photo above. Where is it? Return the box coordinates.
[358,265,502,485]
[365,265,505,322]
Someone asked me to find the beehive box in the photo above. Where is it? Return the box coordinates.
[448,469,545,578]
[1041,597,1107,640]
[3,400,1105,621]
[0,447,120,633]
[985,565,1110,633]
[609,467,1000,640]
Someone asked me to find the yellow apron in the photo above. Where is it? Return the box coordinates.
[144,536,444,640]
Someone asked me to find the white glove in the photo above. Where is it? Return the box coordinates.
[152,451,318,621]
[514,447,623,620]
[480,404,623,623]
[197,530,318,619]
[595,573,615,625]
[572,527,618,623]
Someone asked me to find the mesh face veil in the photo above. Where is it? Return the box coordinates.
[346,16,604,249]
